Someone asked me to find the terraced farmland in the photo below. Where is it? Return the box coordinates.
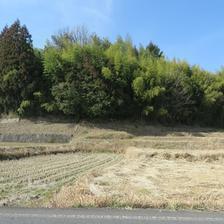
[51,131,224,210]
[1,119,224,210]
[0,153,122,206]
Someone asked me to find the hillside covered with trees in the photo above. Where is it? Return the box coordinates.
[0,20,223,127]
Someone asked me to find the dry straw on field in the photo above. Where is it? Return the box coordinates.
[1,119,224,210]
[0,153,122,206]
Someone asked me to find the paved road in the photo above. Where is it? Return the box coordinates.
[0,208,224,224]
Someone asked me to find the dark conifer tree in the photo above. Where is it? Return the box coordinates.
[0,20,40,114]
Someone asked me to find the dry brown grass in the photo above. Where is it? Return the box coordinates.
[49,176,168,209]
[1,119,224,159]
[125,147,224,162]
[0,118,76,135]
[1,119,224,210]
[0,121,130,160]
[0,139,125,160]
[50,151,224,211]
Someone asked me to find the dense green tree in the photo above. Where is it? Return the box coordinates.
[145,42,163,58]
[132,58,165,118]
[0,21,224,127]
[191,66,224,126]
[43,31,112,118]
[159,61,196,123]
[0,20,42,115]
[102,37,139,117]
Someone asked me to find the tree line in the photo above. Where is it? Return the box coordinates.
[0,20,223,127]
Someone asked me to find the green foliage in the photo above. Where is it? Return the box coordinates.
[0,21,224,127]
[43,32,113,118]
[146,42,163,58]
[17,100,31,117]
[190,66,224,126]
[102,37,139,116]
[102,67,112,79]
[0,20,43,115]
[51,82,80,115]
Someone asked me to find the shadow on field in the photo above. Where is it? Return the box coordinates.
[81,120,223,137]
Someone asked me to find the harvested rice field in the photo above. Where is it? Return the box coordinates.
[1,119,224,210]
[0,152,122,207]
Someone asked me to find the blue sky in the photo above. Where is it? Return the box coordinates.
[0,0,223,72]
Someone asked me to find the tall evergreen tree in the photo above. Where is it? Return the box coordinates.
[0,20,40,114]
